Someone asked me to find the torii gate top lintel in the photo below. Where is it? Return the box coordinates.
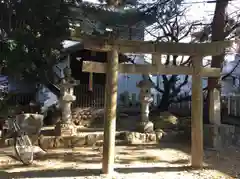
[71,33,232,56]
[71,33,233,77]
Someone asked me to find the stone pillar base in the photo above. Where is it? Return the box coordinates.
[137,120,154,133]
[204,124,235,150]
[55,122,77,136]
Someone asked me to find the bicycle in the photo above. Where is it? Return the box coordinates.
[2,116,34,165]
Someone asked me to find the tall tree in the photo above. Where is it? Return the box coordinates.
[0,0,71,83]
[206,0,229,123]
[146,0,240,112]
[145,7,199,111]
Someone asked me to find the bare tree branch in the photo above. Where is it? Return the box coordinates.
[222,54,240,80]
[170,75,189,98]
[145,75,165,93]
[179,24,194,41]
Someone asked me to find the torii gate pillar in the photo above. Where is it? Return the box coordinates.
[102,49,119,174]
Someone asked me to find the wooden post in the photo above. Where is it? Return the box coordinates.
[227,96,230,115]
[152,53,162,90]
[132,93,137,106]
[89,51,96,91]
[89,72,93,91]
[102,48,119,174]
[191,56,203,168]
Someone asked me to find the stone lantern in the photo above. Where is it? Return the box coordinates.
[55,66,79,136]
[136,79,154,133]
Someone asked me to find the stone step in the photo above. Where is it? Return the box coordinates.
[94,139,128,147]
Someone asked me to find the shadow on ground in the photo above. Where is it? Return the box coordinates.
[0,165,212,178]
[1,142,239,178]
[132,142,240,178]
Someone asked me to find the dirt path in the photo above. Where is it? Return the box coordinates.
[0,143,239,179]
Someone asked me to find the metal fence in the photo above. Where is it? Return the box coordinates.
[43,83,240,118]
[5,93,35,105]
[118,92,240,117]
[73,84,105,108]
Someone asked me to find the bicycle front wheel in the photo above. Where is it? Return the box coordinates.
[14,134,34,165]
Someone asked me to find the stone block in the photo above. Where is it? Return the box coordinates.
[39,135,87,149]
[4,134,40,148]
[219,124,235,147]
[39,136,55,149]
[204,124,221,149]
[71,136,86,147]
[85,133,104,145]
[204,124,235,150]
[234,127,240,146]
[155,129,165,141]
[54,136,73,148]
[147,133,157,142]
[160,130,180,142]
[55,123,77,136]
[124,132,157,144]
[137,121,154,133]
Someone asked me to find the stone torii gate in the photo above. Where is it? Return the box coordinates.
[71,33,231,175]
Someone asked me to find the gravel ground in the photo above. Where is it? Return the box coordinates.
[0,143,239,179]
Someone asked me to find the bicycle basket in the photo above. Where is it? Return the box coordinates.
[15,113,44,136]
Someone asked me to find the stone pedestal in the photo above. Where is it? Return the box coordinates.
[204,124,235,150]
[203,124,221,149]
[55,122,77,136]
[138,120,154,133]
[137,79,154,133]
[55,94,77,136]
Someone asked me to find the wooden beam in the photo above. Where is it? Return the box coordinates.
[102,49,118,174]
[82,61,221,77]
[71,33,232,56]
[152,53,163,68]
[191,56,204,168]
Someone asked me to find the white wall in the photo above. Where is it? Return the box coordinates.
[117,54,145,98]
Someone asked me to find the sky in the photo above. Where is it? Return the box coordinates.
[80,0,240,23]
[65,0,240,62]
[145,0,240,40]
[65,0,240,46]
[68,0,240,46]
[62,0,240,71]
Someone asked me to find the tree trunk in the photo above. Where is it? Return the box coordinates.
[158,86,170,111]
[206,0,228,124]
